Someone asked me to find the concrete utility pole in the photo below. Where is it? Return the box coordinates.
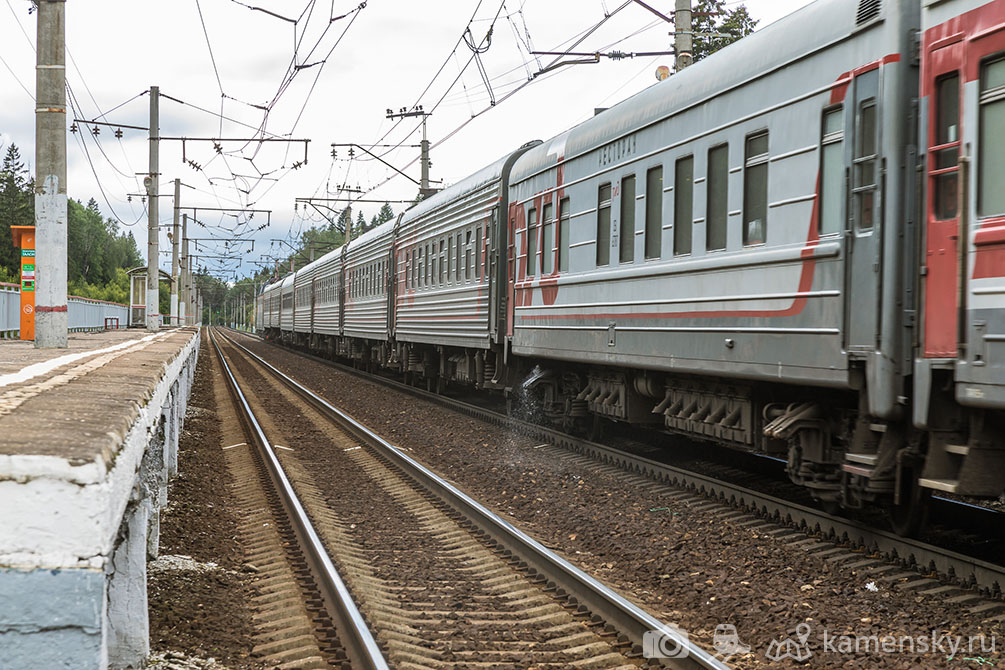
[675,0,693,71]
[180,214,188,325]
[146,86,160,331]
[420,116,430,196]
[34,0,68,348]
[169,178,180,326]
[385,106,435,199]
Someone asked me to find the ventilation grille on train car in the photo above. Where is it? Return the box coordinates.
[857,0,881,24]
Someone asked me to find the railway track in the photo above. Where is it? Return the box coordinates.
[212,328,728,669]
[210,330,387,669]
[225,328,1005,611]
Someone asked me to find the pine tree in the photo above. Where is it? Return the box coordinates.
[329,207,351,235]
[373,202,394,228]
[690,1,758,63]
[0,144,34,277]
[355,211,366,238]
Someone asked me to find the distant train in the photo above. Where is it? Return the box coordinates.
[258,0,1005,534]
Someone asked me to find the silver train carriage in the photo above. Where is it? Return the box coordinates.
[911,0,1005,502]
[507,0,931,523]
[392,147,537,389]
[340,219,396,366]
[253,0,1005,529]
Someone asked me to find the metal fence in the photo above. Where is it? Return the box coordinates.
[1,283,129,339]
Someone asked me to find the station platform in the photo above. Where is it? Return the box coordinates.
[0,327,200,670]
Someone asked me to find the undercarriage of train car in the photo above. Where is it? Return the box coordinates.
[261,327,1003,536]
[510,359,1003,537]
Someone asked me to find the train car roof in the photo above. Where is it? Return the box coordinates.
[510,0,851,182]
[345,216,395,253]
[401,146,535,225]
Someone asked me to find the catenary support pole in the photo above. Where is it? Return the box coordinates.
[169,178,179,326]
[180,214,188,325]
[146,86,160,331]
[675,0,693,71]
[420,116,430,196]
[34,0,68,348]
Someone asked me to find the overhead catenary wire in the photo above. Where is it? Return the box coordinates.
[0,52,33,101]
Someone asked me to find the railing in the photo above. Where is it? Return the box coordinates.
[0,282,129,339]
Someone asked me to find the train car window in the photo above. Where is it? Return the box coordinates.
[706,146,728,251]
[979,57,1005,217]
[440,239,447,285]
[431,242,438,285]
[933,74,960,220]
[645,167,663,258]
[559,198,571,272]
[456,233,463,282]
[447,236,454,283]
[527,207,538,276]
[597,183,612,266]
[427,243,433,286]
[465,231,473,281]
[620,175,636,263]
[542,202,554,274]
[743,132,768,245]
[856,103,878,227]
[820,107,844,235]
[474,227,482,280]
[674,155,694,255]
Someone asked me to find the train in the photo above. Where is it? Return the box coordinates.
[258,0,1005,534]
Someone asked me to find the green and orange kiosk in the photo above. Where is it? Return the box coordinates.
[10,225,35,341]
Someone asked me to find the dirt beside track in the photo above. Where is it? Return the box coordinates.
[148,336,263,669]
[234,333,1004,670]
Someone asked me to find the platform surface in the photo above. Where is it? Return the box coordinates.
[0,328,196,468]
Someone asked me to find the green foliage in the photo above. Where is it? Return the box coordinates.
[67,198,143,287]
[0,144,33,275]
[0,143,142,303]
[691,1,758,63]
[68,267,130,304]
[370,202,395,230]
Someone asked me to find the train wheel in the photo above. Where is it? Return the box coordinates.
[890,467,931,537]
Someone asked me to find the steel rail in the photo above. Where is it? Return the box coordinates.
[228,329,1005,599]
[219,329,728,670]
[208,330,389,670]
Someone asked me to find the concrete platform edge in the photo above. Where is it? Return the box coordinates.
[0,328,201,670]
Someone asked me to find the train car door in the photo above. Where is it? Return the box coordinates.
[921,27,966,358]
[845,68,882,352]
[922,3,1005,363]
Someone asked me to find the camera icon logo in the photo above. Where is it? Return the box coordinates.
[643,625,691,659]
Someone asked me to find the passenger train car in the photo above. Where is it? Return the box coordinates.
[258,0,1005,533]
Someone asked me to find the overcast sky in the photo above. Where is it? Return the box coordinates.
[0,0,815,280]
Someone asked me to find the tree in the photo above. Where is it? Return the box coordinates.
[0,144,33,277]
[329,208,351,235]
[690,1,758,63]
[354,210,367,238]
[370,202,394,230]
